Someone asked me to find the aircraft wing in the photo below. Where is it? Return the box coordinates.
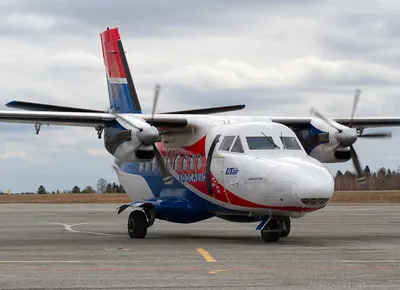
[0,111,116,127]
[0,111,189,129]
[333,117,400,128]
[271,117,400,129]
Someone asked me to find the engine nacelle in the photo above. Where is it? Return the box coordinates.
[309,144,351,163]
[104,127,155,163]
[293,118,354,163]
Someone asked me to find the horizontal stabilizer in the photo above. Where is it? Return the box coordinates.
[6,101,105,113]
[162,104,245,115]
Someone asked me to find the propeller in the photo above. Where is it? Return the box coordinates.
[310,108,343,132]
[310,88,387,183]
[148,83,172,183]
[348,88,361,129]
[349,144,366,183]
[150,83,161,126]
[113,84,172,183]
[358,132,392,138]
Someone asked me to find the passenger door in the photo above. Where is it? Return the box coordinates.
[206,134,230,203]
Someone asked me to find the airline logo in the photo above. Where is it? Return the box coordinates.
[226,168,239,175]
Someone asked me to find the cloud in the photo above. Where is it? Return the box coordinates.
[0,0,400,191]
[86,149,109,156]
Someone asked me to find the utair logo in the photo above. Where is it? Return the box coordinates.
[226,167,239,175]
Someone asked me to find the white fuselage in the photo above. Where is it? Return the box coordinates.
[114,116,335,219]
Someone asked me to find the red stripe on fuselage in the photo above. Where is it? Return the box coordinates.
[100,28,127,79]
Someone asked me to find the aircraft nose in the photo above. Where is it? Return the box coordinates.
[291,170,334,207]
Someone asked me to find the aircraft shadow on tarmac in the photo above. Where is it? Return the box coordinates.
[110,232,400,246]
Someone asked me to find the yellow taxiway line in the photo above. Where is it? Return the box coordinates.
[196,248,217,262]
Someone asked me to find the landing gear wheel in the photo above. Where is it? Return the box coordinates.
[128,211,147,239]
[261,219,281,243]
[281,217,291,238]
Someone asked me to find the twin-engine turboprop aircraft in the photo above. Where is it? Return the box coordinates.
[1,27,400,242]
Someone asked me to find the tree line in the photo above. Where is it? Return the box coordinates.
[0,178,126,195]
[335,166,400,191]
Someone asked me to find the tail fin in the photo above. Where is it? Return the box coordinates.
[100,27,142,114]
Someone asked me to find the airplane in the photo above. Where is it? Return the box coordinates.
[1,27,400,243]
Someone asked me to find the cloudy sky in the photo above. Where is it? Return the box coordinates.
[1,0,400,192]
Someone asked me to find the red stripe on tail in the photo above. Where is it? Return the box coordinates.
[100,27,127,79]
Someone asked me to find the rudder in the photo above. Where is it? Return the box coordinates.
[100,27,142,114]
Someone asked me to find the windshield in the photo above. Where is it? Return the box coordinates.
[219,135,235,151]
[231,136,244,153]
[246,136,279,150]
[280,136,302,150]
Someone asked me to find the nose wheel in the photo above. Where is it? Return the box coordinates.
[261,218,281,242]
[260,217,290,242]
[281,217,291,237]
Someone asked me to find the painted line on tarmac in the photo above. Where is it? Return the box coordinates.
[208,269,229,274]
[1,265,400,272]
[342,260,400,263]
[40,222,124,237]
[0,261,81,263]
[196,248,217,262]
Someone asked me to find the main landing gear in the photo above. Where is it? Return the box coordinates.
[260,217,291,243]
[127,207,156,239]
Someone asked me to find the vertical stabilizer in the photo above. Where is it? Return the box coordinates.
[100,27,142,114]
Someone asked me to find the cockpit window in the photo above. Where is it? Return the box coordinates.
[219,135,235,151]
[246,136,279,150]
[231,136,244,153]
[280,136,302,150]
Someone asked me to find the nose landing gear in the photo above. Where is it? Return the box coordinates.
[260,217,291,242]
[281,217,291,238]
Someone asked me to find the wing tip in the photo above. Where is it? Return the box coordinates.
[6,100,17,107]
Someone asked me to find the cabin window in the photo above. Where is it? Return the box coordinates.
[138,163,144,172]
[166,154,173,170]
[219,135,235,151]
[231,136,244,153]
[174,155,181,170]
[182,155,188,170]
[189,154,196,170]
[145,161,151,172]
[197,154,203,170]
[246,136,279,150]
[280,136,302,150]
[152,158,158,172]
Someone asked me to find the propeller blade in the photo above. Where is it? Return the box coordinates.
[348,88,361,128]
[350,145,366,183]
[310,107,342,132]
[153,144,172,183]
[151,84,161,126]
[358,132,392,138]
[116,114,144,132]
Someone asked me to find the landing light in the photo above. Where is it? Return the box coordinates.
[301,198,329,206]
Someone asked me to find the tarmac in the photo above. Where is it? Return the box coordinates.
[0,204,400,289]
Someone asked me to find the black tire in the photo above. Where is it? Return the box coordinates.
[128,211,147,239]
[261,219,281,243]
[261,231,281,242]
[281,217,291,238]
